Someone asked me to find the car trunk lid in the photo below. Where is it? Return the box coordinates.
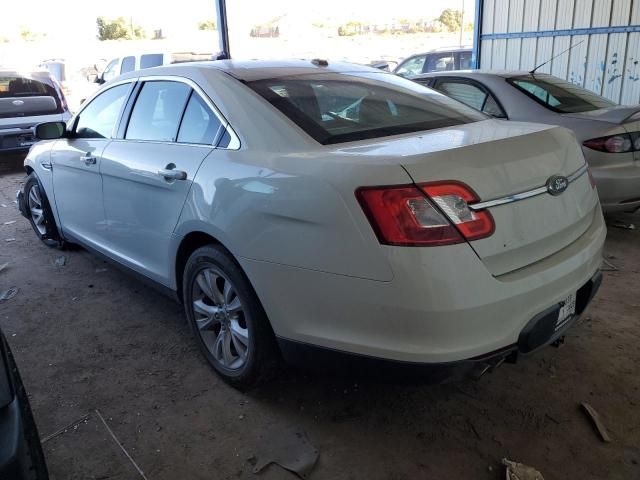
[339,120,598,276]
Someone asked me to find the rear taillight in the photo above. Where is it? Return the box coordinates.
[50,76,68,111]
[356,181,494,247]
[583,133,634,153]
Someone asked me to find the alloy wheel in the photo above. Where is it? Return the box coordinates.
[191,267,249,370]
[28,185,47,236]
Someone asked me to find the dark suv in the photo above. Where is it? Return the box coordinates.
[394,47,473,78]
[0,69,71,156]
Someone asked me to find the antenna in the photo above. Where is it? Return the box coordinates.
[529,40,585,75]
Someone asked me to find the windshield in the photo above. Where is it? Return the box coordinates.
[246,72,486,145]
[508,75,616,113]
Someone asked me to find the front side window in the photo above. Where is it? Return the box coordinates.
[508,75,615,113]
[436,80,506,118]
[395,56,426,78]
[459,51,472,69]
[247,72,485,145]
[102,59,119,82]
[126,81,191,142]
[75,83,131,138]
[425,53,455,73]
[177,93,221,144]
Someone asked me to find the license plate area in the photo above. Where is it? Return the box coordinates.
[555,292,576,331]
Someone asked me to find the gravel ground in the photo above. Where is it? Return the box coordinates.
[0,161,639,480]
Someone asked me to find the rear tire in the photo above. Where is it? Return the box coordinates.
[182,245,279,389]
[24,174,69,249]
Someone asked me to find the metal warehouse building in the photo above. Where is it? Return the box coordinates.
[474,0,640,104]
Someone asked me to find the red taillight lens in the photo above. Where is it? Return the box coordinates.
[356,181,494,247]
[583,134,632,153]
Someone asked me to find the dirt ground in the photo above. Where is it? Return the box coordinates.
[0,158,639,480]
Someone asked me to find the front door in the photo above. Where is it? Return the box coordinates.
[51,83,132,249]
[100,80,223,285]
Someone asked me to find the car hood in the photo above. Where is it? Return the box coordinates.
[561,105,640,124]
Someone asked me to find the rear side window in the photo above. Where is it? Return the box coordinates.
[140,54,164,69]
[395,56,426,78]
[247,72,485,145]
[177,93,221,144]
[436,80,506,118]
[459,51,472,69]
[121,56,136,74]
[126,81,191,142]
[508,75,615,113]
[76,84,131,138]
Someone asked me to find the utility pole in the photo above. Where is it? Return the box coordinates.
[459,0,465,46]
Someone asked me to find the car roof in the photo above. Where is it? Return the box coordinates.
[115,59,385,83]
[412,69,547,80]
[404,47,473,57]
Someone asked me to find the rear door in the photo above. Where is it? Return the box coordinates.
[100,79,223,284]
[51,82,132,248]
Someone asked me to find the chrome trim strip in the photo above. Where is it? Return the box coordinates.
[469,163,589,211]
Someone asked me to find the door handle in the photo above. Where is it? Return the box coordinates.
[158,168,187,181]
[80,153,97,165]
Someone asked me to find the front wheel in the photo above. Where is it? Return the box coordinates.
[23,173,63,248]
[182,245,279,389]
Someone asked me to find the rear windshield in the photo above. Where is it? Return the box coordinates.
[507,75,615,113]
[0,72,63,118]
[246,72,486,145]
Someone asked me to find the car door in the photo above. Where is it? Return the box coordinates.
[100,78,224,284]
[432,77,507,118]
[51,82,133,248]
[424,52,456,73]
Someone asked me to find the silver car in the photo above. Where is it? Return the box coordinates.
[17,61,604,388]
[413,70,640,213]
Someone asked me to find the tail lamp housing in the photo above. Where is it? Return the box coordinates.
[356,181,494,247]
[583,132,640,153]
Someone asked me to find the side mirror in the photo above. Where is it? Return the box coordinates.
[86,74,98,83]
[94,74,105,85]
[35,122,66,140]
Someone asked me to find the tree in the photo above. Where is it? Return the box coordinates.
[438,9,463,32]
[96,17,146,41]
[198,20,217,31]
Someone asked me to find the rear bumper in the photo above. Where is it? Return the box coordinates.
[589,160,640,213]
[241,208,606,364]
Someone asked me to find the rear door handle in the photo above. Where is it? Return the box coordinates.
[80,153,97,165]
[158,168,187,181]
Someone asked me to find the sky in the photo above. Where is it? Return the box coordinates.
[1,0,471,40]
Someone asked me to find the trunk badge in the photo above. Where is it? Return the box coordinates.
[12,100,24,106]
[546,175,569,196]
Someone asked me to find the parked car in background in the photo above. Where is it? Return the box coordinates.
[93,52,215,85]
[0,69,71,156]
[414,70,640,213]
[40,59,101,112]
[0,328,49,479]
[19,60,604,388]
[394,46,472,78]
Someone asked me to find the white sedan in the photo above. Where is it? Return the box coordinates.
[18,60,605,387]
[413,70,640,213]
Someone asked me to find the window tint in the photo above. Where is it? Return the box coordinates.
[0,72,63,118]
[395,56,426,77]
[102,59,119,82]
[459,51,472,69]
[177,93,221,144]
[75,84,130,138]
[508,75,615,113]
[140,54,164,69]
[120,56,136,74]
[126,81,191,142]
[425,53,455,73]
[437,80,506,118]
[247,72,485,145]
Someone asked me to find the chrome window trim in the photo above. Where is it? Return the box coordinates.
[136,75,240,150]
[469,163,589,211]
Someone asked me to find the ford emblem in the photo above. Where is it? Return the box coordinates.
[546,175,569,196]
[12,100,24,106]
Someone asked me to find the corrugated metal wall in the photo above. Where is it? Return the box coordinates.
[476,0,640,104]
